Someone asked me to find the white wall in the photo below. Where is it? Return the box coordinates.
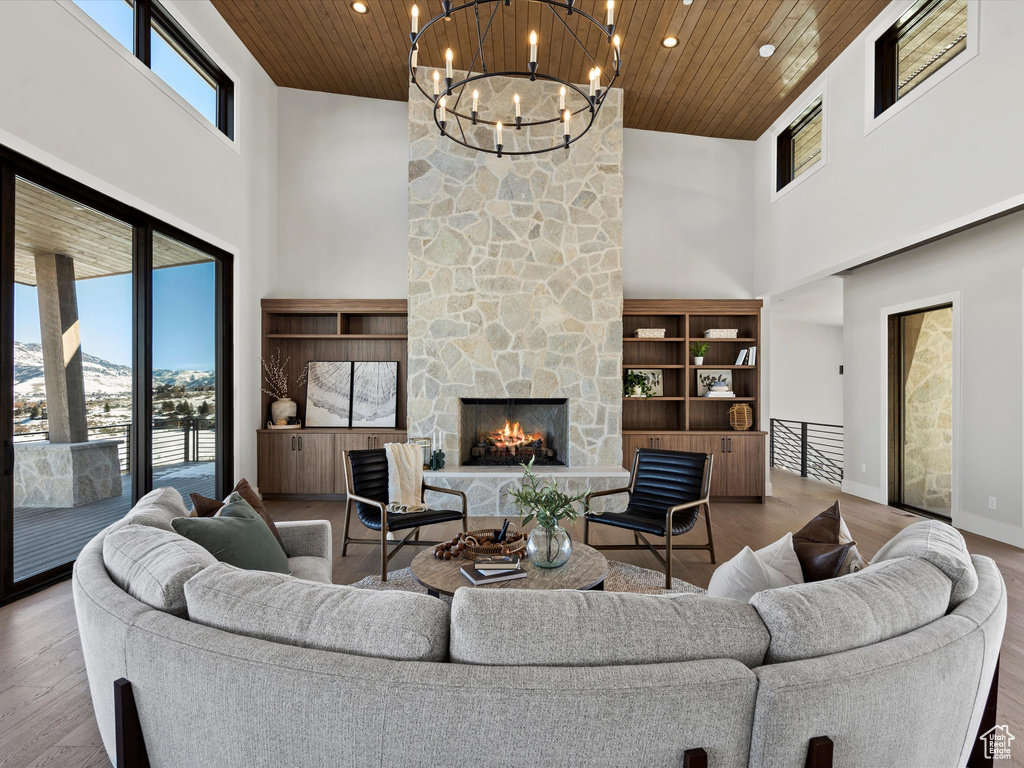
[843,209,1024,546]
[753,0,1024,296]
[769,318,843,425]
[276,89,409,298]
[276,89,758,300]
[0,0,278,480]
[623,129,755,299]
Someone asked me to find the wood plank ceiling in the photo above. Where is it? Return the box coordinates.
[14,179,210,286]
[213,0,888,140]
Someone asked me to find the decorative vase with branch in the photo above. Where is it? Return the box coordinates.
[261,350,308,424]
[689,341,709,365]
[508,457,588,568]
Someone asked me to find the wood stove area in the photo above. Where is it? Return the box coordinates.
[459,398,569,467]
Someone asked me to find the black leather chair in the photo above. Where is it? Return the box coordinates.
[342,448,468,581]
[583,448,715,588]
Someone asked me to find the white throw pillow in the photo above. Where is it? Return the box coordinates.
[707,533,803,602]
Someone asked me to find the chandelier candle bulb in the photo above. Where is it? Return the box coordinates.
[563,109,571,147]
[613,34,621,70]
[529,31,538,63]
[445,48,453,78]
[495,120,502,148]
[410,3,418,38]
[438,96,446,133]
[471,88,479,123]
[432,69,439,98]
[589,68,596,98]
[559,85,566,114]
[606,0,614,29]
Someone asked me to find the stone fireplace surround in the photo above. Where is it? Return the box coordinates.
[406,74,628,515]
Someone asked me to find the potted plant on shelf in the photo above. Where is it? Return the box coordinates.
[623,370,654,398]
[509,457,588,568]
[261,350,308,425]
[690,341,709,366]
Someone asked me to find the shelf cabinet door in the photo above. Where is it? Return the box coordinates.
[294,433,336,495]
[257,433,300,495]
[675,435,730,498]
[723,433,764,497]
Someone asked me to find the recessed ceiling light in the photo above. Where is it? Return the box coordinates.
[683,0,693,4]
[759,43,776,58]
[662,36,679,48]
[351,1,368,13]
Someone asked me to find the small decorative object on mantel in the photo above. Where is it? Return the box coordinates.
[430,447,446,471]
[635,328,666,339]
[690,341,709,366]
[261,350,308,424]
[409,437,432,470]
[729,403,754,431]
[704,328,739,338]
[509,457,588,569]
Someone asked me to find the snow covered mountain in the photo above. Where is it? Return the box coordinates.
[14,341,214,396]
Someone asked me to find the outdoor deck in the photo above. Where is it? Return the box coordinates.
[13,461,215,582]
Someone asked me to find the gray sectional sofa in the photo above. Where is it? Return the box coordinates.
[73,488,1006,768]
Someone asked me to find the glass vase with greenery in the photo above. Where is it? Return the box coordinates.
[508,457,588,568]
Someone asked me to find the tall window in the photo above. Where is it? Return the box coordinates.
[875,0,968,116]
[72,0,233,137]
[776,98,823,192]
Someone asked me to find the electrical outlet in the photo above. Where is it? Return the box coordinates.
[861,463,867,473]
[989,497,997,510]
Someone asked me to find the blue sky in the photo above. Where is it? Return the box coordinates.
[15,262,216,371]
[73,0,217,126]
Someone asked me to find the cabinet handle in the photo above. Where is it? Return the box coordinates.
[728,438,732,453]
[721,438,726,453]
[368,436,372,449]
[292,436,296,451]
[655,437,660,449]
[298,436,303,451]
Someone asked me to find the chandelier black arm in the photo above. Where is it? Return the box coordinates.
[545,2,602,71]
[435,120,598,157]
[426,69,618,128]
[452,0,501,114]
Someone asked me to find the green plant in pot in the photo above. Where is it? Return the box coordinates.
[509,457,588,568]
[623,370,653,398]
[689,341,709,366]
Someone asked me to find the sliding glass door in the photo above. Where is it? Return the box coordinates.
[888,304,954,518]
[0,148,232,602]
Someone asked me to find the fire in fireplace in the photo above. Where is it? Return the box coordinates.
[460,398,568,467]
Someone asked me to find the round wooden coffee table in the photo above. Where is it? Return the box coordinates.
[410,543,609,597]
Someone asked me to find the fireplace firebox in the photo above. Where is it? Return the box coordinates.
[459,398,569,467]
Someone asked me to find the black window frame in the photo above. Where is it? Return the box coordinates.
[776,98,822,193]
[97,0,234,138]
[874,0,964,117]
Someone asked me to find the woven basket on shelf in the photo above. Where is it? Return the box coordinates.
[704,328,739,338]
[460,526,528,560]
[635,328,666,339]
[728,403,753,431]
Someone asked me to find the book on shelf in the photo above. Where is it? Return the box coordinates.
[734,349,748,365]
[474,555,521,572]
[747,346,757,365]
[704,391,736,398]
[461,565,528,585]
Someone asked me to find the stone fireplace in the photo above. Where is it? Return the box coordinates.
[459,398,569,467]
[406,73,628,514]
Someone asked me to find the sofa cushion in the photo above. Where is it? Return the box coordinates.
[188,478,284,546]
[103,524,217,616]
[872,520,978,609]
[792,501,867,581]
[707,533,803,602]
[287,555,332,584]
[184,563,449,662]
[107,487,188,535]
[450,589,771,668]
[750,557,952,663]
[171,498,290,574]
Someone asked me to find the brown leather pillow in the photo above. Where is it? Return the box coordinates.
[189,478,284,547]
[792,501,864,581]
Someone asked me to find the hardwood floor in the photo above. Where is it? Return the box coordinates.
[1,470,1020,767]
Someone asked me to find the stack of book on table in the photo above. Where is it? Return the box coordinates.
[460,555,527,585]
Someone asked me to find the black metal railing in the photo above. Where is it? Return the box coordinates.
[12,417,215,473]
[770,419,843,486]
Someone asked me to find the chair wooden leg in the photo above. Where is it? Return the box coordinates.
[583,515,590,545]
[340,500,353,557]
[704,503,716,564]
[462,514,468,534]
[805,736,833,768]
[380,525,389,582]
[414,528,420,542]
[114,679,150,768]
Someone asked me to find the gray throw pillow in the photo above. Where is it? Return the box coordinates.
[871,520,978,609]
[171,498,289,574]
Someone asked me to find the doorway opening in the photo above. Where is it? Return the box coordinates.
[887,303,953,518]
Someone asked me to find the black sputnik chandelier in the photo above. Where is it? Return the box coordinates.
[408,0,622,158]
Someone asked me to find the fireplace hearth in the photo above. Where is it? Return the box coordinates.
[459,398,568,467]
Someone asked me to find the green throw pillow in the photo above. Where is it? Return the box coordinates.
[172,498,290,574]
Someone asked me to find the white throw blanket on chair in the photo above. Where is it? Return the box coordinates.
[385,442,426,514]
